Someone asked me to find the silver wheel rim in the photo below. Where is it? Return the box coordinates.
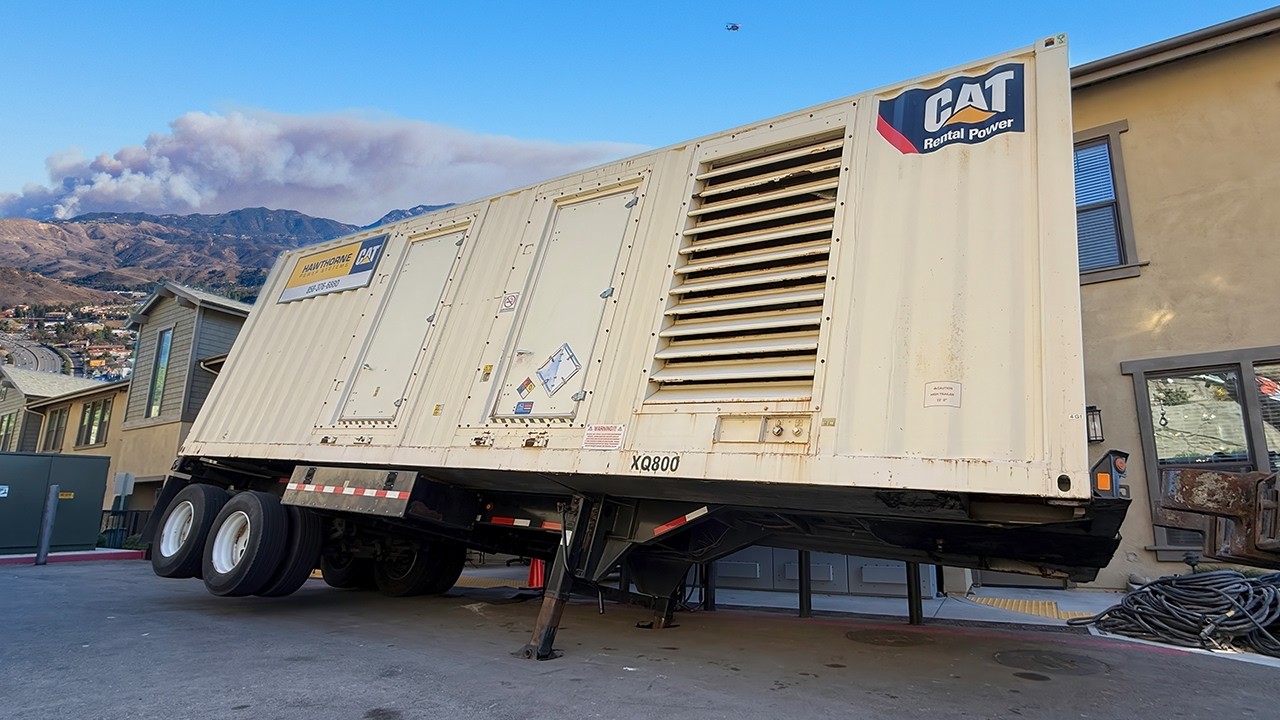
[159,500,195,558]
[211,510,252,575]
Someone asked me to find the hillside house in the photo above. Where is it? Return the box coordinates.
[114,283,251,509]
[0,367,105,453]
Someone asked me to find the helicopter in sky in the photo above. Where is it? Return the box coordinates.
[725,22,740,31]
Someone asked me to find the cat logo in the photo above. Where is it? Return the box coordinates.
[279,234,388,303]
[877,63,1025,154]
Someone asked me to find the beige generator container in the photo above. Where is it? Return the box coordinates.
[186,38,1092,521]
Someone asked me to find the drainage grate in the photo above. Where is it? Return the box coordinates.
[993,649,1110,676]
[649,130,845,404]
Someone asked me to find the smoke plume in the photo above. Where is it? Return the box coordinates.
[0,111,646,225]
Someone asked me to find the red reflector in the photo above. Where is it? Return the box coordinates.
[653,517,688,536]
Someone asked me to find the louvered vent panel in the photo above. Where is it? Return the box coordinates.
[649,131,845,403]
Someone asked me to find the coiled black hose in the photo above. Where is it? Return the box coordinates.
[1067,569,1280,657]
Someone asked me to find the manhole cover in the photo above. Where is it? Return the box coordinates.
[993,650,1110,676]
[845,630,935,647]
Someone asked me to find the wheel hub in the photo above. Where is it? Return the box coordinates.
[211,510,252,574]
[159,500,196,558]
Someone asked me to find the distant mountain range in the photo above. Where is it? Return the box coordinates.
[0,204,449,307]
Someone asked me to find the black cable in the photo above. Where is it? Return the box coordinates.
[1068,569,1280,657]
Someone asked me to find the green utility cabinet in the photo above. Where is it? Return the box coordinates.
[0,452,109,554]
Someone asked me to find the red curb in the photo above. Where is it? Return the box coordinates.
[0,550,145,566]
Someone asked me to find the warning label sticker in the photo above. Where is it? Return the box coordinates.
[582,424,626,450]
[924,381,962,408]
[536,343,581,397]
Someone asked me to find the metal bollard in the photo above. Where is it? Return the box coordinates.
[34,484,60,566]
[906,561,924,625]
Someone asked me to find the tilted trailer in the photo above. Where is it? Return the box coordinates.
[145,35,1132,658]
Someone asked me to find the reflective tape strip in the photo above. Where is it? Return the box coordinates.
[285,482,409,500]
[653,506,710,536]
[489,516,558,530]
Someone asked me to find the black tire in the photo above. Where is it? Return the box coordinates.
[201,491,288,597]
[151,484,229,579]
[373,540,468,597]
[419,541,467,595]
[254,507,323,598]
[320,553,376,589]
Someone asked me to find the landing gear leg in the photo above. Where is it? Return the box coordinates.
[518,497,591,660]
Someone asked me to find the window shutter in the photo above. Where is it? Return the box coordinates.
[1073,142,1115,206]
[1077,206,1122,270]
[1074,141,1123,271]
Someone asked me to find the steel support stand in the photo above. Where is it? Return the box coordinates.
[701,561,717,612]
[651,593,677,629]
[518,498,590,660]
[906,561,924,625]
[34,484,60,566]
[618,562,632,596]
[798,549,812,618]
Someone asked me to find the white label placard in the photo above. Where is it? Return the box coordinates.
[582,424,626,450]
[924,381,962,408]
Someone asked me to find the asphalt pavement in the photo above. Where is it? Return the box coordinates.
[0,332,63,372]
[2,561,1275,720]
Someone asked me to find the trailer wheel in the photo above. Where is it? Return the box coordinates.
[418,541,467,595]
[254,507,323,598]
[151,484,228,579]
[373,540,467,597]
[201,491,288,597]
[320,553,376,590]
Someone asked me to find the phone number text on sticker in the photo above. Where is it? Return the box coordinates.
[631,454,680,473]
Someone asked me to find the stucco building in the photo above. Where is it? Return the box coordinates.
[1073,8,1280,588]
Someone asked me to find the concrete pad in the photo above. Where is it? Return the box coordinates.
[3,562,1277,720]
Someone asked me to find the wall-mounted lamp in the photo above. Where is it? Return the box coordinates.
[1086,405,1104,443]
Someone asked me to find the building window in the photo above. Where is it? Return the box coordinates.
[76,398,112,447]
[1074,121,1139,284]
[0,412,16,451]
[1122,347,1280,559]
[41,407,69,452]
[146,328,173,418]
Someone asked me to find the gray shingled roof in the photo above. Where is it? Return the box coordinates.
[127,282,254,330]
[175,285,254,314]
[1,366,106,400]
[26,379,129,409]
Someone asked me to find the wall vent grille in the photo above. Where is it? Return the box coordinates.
[649,131,844,403]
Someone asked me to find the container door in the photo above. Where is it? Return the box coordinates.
[46,455,110,551]
[340,229,464,422]
[491,189,637,420]
[0,454,51,553]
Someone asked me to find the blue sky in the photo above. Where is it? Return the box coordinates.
[1,1,1273,224]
